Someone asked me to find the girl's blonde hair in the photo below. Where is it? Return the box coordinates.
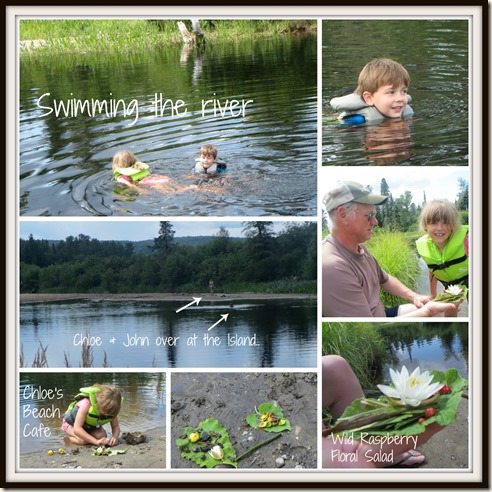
[355,58,411,96]
[94,384,122,416]
[112,150,138,171]
[419,199,461,234]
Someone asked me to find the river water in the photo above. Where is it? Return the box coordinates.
[20,35,317,216]
[322,19,468,166]
[19,298,317,369]
[19,372,165,454]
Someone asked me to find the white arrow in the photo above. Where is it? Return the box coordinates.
[208,313,229,331]
[175,297,202,313]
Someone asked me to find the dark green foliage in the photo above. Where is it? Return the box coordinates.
[20,223,317,294]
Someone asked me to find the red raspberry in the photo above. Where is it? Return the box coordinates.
[440,385,451,394]
[424,407,435,418]
[418,417,425,423]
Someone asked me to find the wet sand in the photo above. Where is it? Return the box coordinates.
[19,427,166,470]
[20,292,316,304]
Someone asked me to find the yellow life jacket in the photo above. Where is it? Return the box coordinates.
[416,225,469,287]
[63,386,113,430]
[113,162,150,183]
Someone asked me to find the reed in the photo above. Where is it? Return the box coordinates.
[321,322,386,389]
[31,341,49,368]
[366,230,421,308]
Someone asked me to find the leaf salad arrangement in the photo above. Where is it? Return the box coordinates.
[323,367,467,440]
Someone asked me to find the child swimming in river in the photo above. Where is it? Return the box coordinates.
[113,150,198,194]
[330,58,414,124]
[61,384,122,446]
[194,144,227,176]
[112,150,171,188]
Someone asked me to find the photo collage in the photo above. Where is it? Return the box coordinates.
[7,6,485,487]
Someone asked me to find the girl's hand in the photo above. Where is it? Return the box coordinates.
[96,437,110,446]
[108,436,119,446]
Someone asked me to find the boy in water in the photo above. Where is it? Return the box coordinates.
[194,144,227,175]
[330,58,414,124]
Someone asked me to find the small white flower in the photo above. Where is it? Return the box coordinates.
[445,285,463,296]
[377,366,444,407]
[208,445,224,460]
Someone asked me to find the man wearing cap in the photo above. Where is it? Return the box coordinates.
[322,181,458,318]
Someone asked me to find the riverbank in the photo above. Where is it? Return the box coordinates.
[19,19,317,56]
[19,427,166,470]
[20,292,316,304]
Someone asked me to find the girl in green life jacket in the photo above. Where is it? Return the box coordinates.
[61,384,122,446]
[112,150,172,188]
[416,200,469,317]
[112,150,199,194]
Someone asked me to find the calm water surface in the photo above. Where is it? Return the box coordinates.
[322,20,468,166]
[19,372,165,454]
[20,298,317,368]
[381,322,468,380]
[20,36,317,216]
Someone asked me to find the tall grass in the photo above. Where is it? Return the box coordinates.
[321,322,386,389]
[19,19,316,56]
[366,230,421,308]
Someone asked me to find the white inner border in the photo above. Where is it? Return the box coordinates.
[6,4,484,486]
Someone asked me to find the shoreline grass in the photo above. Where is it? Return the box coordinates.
[19,19,317,56]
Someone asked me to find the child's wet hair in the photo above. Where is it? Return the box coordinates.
[355,58,410,95]
[200,144,218,159]
[112,150,138,171]
[419,199,461,234]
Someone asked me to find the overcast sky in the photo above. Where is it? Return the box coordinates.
[19,219,309,242]
[320,166,469,205]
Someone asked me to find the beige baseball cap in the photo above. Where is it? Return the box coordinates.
[323,181,388,212]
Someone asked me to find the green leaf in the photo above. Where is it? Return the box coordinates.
[245,402,292,433]
[175,418,237,468]
[325,368,468,438]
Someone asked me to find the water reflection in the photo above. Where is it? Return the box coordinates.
[20,36,317,216]
[19,372,165,454]
[20,299,317,368]
[380,322,469,380]
[322,19,468,166]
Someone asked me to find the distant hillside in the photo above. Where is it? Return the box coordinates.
[131,236,244,253]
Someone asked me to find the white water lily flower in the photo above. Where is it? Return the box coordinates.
[377,366,444,407]
[209,445,224,460]
[445,285,463,296]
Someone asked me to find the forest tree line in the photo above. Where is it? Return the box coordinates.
[322,177,469,236]
[20,222,317,295]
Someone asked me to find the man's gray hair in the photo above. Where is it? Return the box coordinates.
[328,201,359,229]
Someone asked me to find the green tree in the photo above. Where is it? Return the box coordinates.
[152,222,176,254]
[455,177,469,212]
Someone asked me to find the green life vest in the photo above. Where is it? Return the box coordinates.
[63,386,113,431]
[415,225,469,287]
[113,162,151,183]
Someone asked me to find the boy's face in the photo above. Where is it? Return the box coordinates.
[363,84,409,118]
[200,152,216,168]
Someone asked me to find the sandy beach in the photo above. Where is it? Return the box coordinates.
[20,292,316,304]
[19,427,166,470]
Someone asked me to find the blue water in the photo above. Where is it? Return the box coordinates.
[20,298,317,368]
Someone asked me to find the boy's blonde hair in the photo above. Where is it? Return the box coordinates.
[419,199,461,234]
[200,144,218,159]
[355,58,410,95]
[94,384,122,416]
[112,150,138,171]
